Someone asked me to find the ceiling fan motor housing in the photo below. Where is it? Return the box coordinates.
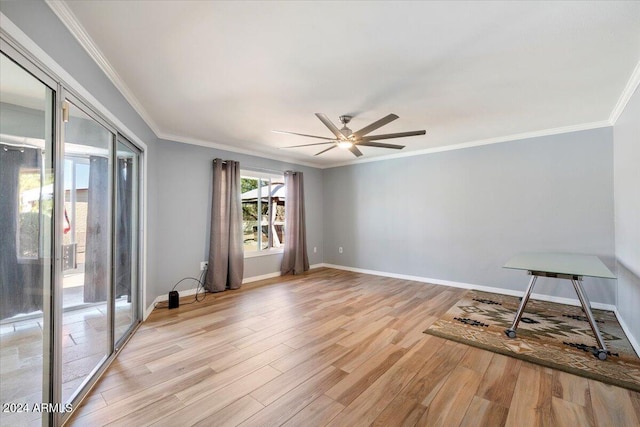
[339,115,352,125]
[339,115,353,138]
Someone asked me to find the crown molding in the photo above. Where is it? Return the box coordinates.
[157,131,322,169]
[323,120,612,169]
[609,59,640,125]
[45,0,162,136]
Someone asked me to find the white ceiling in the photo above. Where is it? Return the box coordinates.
[53,1,640,167]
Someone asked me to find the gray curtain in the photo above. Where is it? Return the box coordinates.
[84,156,109,302]
[205,159,243,292]
[0,144,44,319]
[115,157,132,301]
[281,171,309,275]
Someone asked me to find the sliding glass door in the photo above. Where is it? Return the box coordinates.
[0,40,143,426]
[61,99,113,404]
[0,49,55,427]
[114,137,140,348]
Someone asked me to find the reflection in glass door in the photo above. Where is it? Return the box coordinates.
[61,100,112,404]
[114,138,139,346]
[0,51,54,427]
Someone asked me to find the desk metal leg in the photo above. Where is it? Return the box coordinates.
[571,279,608,360]
[505,275,537,338]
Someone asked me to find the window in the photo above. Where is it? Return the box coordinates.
[241,171,285,255]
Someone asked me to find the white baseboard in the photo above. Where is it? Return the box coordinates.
[241,263,325,284]
[144,263,326,320]
[242,271,282,284]
[143,287,203,320]
[320,263,617,312]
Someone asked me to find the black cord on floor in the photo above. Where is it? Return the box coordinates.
[154,267,209,309]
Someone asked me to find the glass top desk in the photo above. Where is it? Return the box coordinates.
[503,252,616,360]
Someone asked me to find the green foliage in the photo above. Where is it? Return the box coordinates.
[241,177,258,193]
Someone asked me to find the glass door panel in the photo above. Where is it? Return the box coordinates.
[61,100,113,404]
[0,51,54,427]
[114,138,139,346]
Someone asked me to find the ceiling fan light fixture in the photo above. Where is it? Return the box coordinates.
[277,113,425,158]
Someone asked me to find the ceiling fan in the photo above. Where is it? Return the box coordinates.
[274,113,426,157]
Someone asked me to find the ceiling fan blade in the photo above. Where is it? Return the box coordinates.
[357,142,405,149]
[348,145,363,157]
[361,130,426,141]
[280,141,336,148]
[352,113,399,139]
[315,113,345,139]
[272,130,333,140]
[314,145,337,156]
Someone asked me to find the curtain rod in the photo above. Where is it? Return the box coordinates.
[212,158,300,176]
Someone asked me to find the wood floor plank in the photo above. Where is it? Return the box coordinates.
[71,366,214,426]
[174,343,291,405]
[326,337,434,427]
[192,395,264,427]
[105,394,184,427]
[63,268,640,426]
[589,379,640,427]
[550,396,594,427]
[251,343,351,406]
[239,365,345,427]
[459,396,508,427]
[269,328,352,373]
[281,395,344,427]
[283,314,352,349]
[418,365,483,426]
[373,338,465,426]
[459,345,494,375]
[475,353,521,408]
[332,327,399,373]
[504,364,553,427]
[325,343,407,405]
[337,315,396,348]
[552,370,591,408]
[152,365,281,427]
[143,341,235,373]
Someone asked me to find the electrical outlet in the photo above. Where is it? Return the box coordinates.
[200,261,208,271]
[339,247,343,254]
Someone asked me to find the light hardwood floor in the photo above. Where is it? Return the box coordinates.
[67,268,640,426]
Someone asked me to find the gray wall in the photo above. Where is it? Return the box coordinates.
[323,128,616,305]
[614,85,640,342]
[152,139,323,306]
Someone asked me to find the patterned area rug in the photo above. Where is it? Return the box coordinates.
[424,290,640,392]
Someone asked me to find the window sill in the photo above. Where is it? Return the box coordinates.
[244,248,284,259]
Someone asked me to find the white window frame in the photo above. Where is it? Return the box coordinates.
[241,170,285,258]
